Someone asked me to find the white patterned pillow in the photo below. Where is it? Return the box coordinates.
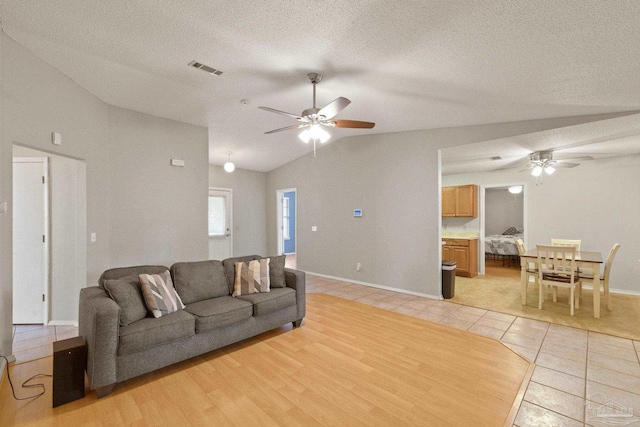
[138,270,185,318]
[257,258,270,293]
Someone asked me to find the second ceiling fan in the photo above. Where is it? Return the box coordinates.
[259,73,375,154]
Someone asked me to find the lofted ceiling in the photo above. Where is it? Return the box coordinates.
[2,1,640,172]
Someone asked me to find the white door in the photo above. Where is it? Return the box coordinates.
[13,158,48,324]
[208,188,232,260]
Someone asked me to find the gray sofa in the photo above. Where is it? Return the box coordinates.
[79,255,305,397]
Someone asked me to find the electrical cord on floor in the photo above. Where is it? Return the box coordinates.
[1,355,52,401]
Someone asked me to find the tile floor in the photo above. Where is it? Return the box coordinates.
[11,324,78,365]
[9,276,640,426]
[307,275,640,427]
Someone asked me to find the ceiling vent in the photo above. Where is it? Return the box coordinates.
[188,60,224,76]
[489,156,502,160]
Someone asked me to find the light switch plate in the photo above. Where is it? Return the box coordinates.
[51,132,62,145]
[0,201,7,213]
[311,226,317,232]
[90,232,97,242]
[170,159,185,167]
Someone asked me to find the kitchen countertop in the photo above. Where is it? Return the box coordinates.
[442,231,479,239]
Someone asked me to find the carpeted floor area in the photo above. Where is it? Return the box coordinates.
[450,262,640,341]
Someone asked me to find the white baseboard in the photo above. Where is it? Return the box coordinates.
[303,271,443,301]
[579,284,640,297]
[47,320,78,327]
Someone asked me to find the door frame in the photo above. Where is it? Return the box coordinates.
[276,188,297,256]
[208,187,233,258]
[479,182,528,275]
[13,157,50,325]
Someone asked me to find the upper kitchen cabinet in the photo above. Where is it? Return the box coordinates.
[442,184,477,217]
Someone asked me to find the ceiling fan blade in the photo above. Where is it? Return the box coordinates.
[318,97,351,120]
[329,119,375,129]
[264,124,308,134]
[554,155,594,162]
[554,162,579,168]
[258,106,303,120]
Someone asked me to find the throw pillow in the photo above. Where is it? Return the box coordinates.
[257,258,271,293]
[138,270,185,318]
[103,275,148,326]
[502,226,519,235]
[269,255,286,288]
[233,260,260,296]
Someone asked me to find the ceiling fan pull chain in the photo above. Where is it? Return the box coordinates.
[313,139,317,157]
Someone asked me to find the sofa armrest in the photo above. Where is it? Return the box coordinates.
[79,287,120,390]
[284,268,306,320]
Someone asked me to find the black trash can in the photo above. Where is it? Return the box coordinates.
[442,261,456,299]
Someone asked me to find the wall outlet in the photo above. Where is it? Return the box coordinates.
[356,262,362,272]
[0,202,7,214]
[311,226,317,232]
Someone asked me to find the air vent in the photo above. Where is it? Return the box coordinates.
[489,156,502,161]
[188,60,224,76]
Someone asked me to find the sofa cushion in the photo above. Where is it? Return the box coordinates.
[223,255,261,292]
[99,265,169,289]
[171,260,229,304]
[118,309,195,355]
[236,287,296,317]
[184,296,253,333]
[139,270,185,318]
[268,255,286,288]
[103,275,148,326]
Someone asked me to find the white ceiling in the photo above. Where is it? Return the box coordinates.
[2,0,640,172]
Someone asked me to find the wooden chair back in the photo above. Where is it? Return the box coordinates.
[537,244,576,283]
[551,238,582,251]
[515,239,525,255]
[603,243,621,283]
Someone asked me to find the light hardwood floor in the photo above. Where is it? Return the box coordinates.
[1,293,532,426]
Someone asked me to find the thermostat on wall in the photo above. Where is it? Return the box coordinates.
[354,209,363,217]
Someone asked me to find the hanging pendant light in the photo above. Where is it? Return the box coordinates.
[224,152,235,173]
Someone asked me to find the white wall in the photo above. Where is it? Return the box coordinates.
[443,155,640,293]
[265,114,619,298]
[484,187,523,236]
[1,32,209,357]
[209,165,267,257]
[107,106,208,267]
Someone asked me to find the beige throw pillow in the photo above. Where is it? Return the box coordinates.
[233,260,261,297]
[139,270,185,318]
[257,258,271,293]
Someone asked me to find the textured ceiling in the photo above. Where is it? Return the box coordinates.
[2,0,640,171]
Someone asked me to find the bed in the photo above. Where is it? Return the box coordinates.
[484,232,523,256]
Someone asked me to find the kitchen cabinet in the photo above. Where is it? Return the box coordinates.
[442,185,477,218]
[441,238,477,278]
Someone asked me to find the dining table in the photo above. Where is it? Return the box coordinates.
[520,248,605,318]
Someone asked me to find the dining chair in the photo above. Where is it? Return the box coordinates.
[516,239,538,289]
[537,245,581,315]
[579,243,620,311]
[551,238,582,251]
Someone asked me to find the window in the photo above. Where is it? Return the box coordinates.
[208,195,226,236]
[283,197,290,240]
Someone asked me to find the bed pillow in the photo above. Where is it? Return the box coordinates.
[139,270,185,318]
[502,226,519,235]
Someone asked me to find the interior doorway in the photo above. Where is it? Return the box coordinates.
[479,184,527,276]
[276,188,297,268]
[13,144,87,326]
[13,157,49,324]
[208,188,233,260]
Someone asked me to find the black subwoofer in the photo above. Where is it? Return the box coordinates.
[53,336,86,407]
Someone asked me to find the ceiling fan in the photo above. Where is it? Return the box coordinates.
[259,73,375,155]
[518,150,594,176]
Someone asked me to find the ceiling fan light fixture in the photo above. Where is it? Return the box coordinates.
[223,152,235,173]
[531,165,543,177]
[545,166,556,175]
[299,125,330,144]
[508,185,523,194]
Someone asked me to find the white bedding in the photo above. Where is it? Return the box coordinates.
[485,234,523,256]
